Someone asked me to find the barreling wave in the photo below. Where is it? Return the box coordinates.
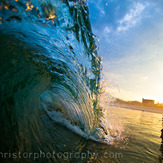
[0,0,117,162]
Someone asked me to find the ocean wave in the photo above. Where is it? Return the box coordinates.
[0,0,118,162]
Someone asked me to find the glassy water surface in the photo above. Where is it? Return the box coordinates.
[105,106,163,163]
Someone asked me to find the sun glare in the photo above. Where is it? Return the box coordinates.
[154,97,163,104]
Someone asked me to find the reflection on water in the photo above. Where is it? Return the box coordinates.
[0,0,162,162]
[107,106,162,163]
[0,105,162,162]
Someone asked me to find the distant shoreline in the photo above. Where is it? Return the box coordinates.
[111,103,163,114]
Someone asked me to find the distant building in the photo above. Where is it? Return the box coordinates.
[142,98,155,105]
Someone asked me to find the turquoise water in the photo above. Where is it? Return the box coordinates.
[0,0,108,162]
[0,0,162,162]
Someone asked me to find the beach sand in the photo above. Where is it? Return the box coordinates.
[112,104,163,114]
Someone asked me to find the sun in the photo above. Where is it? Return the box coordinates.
[154,97,163,104]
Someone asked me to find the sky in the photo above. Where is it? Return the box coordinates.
[88,0,163,103]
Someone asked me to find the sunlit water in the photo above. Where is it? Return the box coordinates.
[70,106,162,162]
[105,106,163,163]
[0,0,162,162]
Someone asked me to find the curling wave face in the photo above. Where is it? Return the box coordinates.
[0,0,116,162]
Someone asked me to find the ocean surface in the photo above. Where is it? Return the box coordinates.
[107,106,163,163]
[0,0,162,162]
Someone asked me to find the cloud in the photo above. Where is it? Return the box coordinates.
[89,0,105,16]
[103,26,111,34]
[101,26,112,43]
[117,2,146,32]
[88,0,163,103]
